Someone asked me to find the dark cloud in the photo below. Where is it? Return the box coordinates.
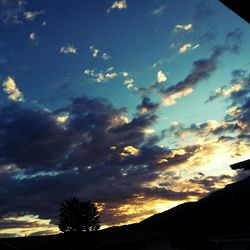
[0,103,71,170]
[189,174,234,193]
[231,69,246,80]
[206,68,248,104]
[0,218,44,229]
[160,29,243,106]
[205,85,226,104]
[0,96,202,230]
[136,96,160,114]
[160,46,225,104]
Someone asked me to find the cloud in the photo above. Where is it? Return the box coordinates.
[167,119,239,142]
[90,45,99,58]
[137,72,168,94]
[90,45,111,61]
[205,83,243,103]
[102,52,111,61]
[84,69,117,83]
[0,96,207,232]
[0,0,27,24]
[162,88,193,106]
[174,24,193,31]
[137,97,160,114]
[160,29,244,106]
[0,214,57,237]
[1,61,249,233]
[2,76,24,102]
[56,113,69,124]
[107,0,127,13]
[178,43,199,53]
[23,10,43,21]
[124,79,134,89]
[151,5,166,16]
[215,70,250,139]
[105,72,117,79]
[59,44,77,54]
[29,32,39,44]
[188,174,234,193]
[106,66,114,72]
[121,145,140,156]
[161,46,219,105]
[157,70,167,83]
[123,71,129,77]
[226,28,244,53]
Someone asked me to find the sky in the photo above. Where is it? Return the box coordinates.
[0,0,250,237]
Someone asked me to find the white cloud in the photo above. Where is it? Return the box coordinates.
[162,87,193,106]
[84,69,95,76]
[157,70,167,83]
[84,69,117,83]
[124,79,134,89]
[102,52,111,61]
[23,10,43,21]
[90,45,99,58]
[106,66,114,72]
[108,0,127,13]
[29,32,39,44]
[2,76,24,102]
[105,72,117,79]
[59,44,77,54]
[179,43,192,53]
[174,24,193,31]
[151,5,166,16]
[123,71,129,77]
[96,73,105,83]
[179,43,199,54]
[90,46,111,61]
[216,83,242,97]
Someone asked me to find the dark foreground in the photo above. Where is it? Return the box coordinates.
[1,176,250,249]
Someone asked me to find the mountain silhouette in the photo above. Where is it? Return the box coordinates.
[139,175,250,236]
[1,171,250,249]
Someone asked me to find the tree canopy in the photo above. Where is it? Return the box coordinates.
[58,197,100,233]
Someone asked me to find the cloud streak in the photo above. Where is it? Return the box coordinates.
[151,5,167,16]
[160,29,244,106]
[60,44,77,54]
[174,24,193,31]
[178,43,199,54]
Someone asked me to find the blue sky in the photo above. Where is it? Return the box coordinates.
[0,0,250,237]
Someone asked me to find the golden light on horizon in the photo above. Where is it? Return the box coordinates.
[0,215,58,237]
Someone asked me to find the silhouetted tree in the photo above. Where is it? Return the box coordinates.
[59,197,100,233]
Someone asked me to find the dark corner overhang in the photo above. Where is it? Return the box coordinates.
[219,0,250,24]
[230,159,250,170]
